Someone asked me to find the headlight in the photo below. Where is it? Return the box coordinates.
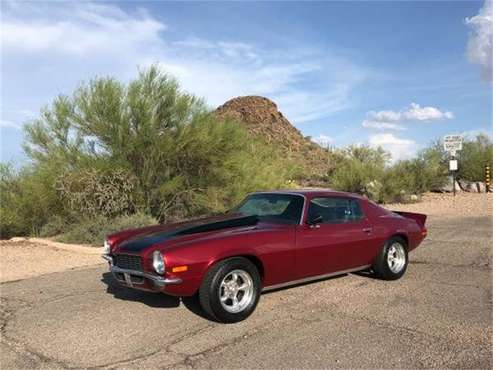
[103,239,110,255]
[152,250,165,275]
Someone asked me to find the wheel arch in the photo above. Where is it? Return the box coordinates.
[207,253,265,283]
[391,233,409,249]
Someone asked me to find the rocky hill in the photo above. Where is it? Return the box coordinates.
[215,96,330,184]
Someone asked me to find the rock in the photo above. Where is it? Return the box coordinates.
[215,96,331,184]
[454,180,462,192]
[458,179,478,192]
[410,194,419,202]
[436,177,461,193]
[476,182,486,193]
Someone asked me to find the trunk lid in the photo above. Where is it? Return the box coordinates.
[393,211,427,228]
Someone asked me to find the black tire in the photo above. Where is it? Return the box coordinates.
[198,257,261,323]
[372,236,408,280]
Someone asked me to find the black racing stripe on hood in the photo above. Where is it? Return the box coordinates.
[174,215,258,236]
[118,215,258,252]
[118,231,175,252]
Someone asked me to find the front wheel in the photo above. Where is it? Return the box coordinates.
[198,257,261,323]
[372,237,408,280]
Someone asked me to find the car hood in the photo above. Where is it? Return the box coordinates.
[110,213,262,253]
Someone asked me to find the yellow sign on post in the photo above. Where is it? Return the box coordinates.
[486,165,490,193]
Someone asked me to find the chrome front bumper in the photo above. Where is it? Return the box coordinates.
[102,255,182,288]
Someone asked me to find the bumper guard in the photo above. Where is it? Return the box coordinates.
[102,255,182,288]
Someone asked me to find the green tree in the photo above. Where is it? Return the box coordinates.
[328,145,388,198]
[22,66,289,225]
[457,134,493,181]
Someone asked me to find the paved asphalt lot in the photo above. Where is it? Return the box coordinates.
[1,215,491,369]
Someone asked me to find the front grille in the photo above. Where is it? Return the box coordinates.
[113,254,143,271]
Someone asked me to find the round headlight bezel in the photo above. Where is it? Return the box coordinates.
[152,250,165,275]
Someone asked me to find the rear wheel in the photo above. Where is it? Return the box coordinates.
[198,257,261,323]
[372,237,408,280]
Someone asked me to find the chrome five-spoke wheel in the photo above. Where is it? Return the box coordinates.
[387,242,406,273]
[199,257,261,323]
[372,237,408,280]
[219,269,254,313]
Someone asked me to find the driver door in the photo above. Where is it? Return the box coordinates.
[295,196,373,280]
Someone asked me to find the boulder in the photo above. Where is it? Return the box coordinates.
[458,179,478,192]
[436,177,461,193]
[476,182,487,193]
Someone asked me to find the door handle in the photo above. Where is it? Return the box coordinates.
[362,227,373,233]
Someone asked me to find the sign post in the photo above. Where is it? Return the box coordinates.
[444,135,463,197]
[449,158,458,196]
[486,165,490,193]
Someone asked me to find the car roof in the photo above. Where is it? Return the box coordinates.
[253,189,366,200]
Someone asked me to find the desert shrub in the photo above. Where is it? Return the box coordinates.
[56,168,137,218]
[23,65,289,229]
[0,163,63,238]
[328,145,387,199]
[456,134,493,181]
[57,212,157,245]
[39,215,71,237]
[379,144,448,202]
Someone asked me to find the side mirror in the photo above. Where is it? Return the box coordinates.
[307,214,323,226]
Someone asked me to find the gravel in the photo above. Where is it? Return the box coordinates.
[0,238,103,283]
[385,192,493,217]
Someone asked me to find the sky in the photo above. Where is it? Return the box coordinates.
[1,0,492,164]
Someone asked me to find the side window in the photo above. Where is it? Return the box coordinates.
[308,197,364,224]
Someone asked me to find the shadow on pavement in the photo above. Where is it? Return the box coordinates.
[261,272,349,295]
[101,272,213,320]
[352,269,380,280]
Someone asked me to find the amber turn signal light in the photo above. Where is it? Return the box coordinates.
[171,266,188,273]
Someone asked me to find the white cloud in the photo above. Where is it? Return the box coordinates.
[369,133,417,162]
[362,120,405,131]
[1,2,369,132]
[362,102,454,130]
[367,110,402,123]
[1,3,166,55]
[403,102,454,121]
[465,0,493,82]
[311,134,333,148]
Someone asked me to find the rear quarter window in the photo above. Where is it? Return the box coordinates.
[309,197,364,224]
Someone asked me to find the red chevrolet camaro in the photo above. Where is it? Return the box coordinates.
[103,190,427,322]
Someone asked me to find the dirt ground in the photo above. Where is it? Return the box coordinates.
[0,238,103,283]
[384,191,493,217]
[0,192,491,284]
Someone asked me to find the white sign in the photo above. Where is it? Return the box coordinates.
[449,159,458,171]
[444,135,463,153]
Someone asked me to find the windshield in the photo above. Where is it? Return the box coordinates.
[233,193,304,224]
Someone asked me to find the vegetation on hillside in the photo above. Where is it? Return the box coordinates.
[0,67,291,241]
[327,134,492,203]
[1,66,491,242]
